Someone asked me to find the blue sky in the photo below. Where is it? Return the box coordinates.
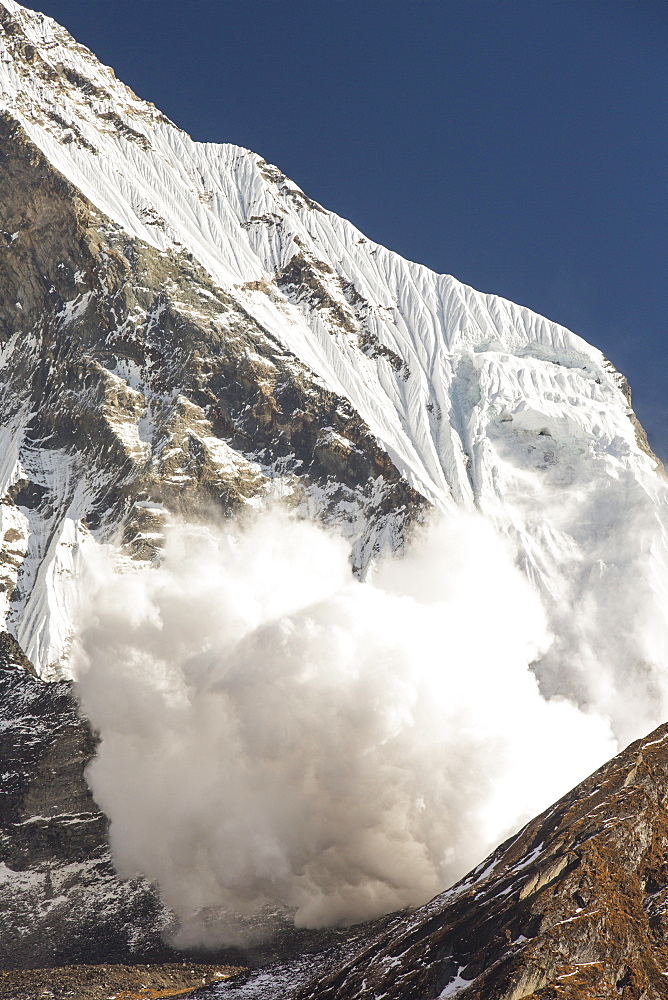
[35,0,667,460]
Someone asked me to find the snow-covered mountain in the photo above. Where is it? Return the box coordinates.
[1,0,668,975]
[1,0,666,738]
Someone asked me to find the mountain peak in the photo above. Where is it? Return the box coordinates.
[0,0,169,133]
[1,0,668,978]
[0,0,666,729]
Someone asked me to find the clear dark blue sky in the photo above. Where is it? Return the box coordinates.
[35,0,667,460]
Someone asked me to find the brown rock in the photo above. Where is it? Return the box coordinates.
[292,723,668,1000]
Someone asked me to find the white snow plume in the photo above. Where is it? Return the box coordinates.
[492,465,668,748]
[72,510,615,945]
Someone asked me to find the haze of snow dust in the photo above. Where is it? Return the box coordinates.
[73,510,619,945]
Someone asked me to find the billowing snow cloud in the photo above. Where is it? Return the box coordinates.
[72,510,615,945]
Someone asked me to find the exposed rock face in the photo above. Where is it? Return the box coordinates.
[284,723,668,1000]
[0,649,172,968]
[0,108,423,678]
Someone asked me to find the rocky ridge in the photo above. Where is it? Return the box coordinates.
[0,643,171,968]
[199,722,668,999]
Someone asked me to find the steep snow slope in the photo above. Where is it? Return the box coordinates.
[0,0,667,744]
[0,0,656,507]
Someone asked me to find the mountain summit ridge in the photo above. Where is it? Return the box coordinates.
[0,0,665,722]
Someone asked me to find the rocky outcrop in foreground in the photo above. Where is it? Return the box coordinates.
[200,722,668,999]
[0,962,242,1000]
[0,643,172,968]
